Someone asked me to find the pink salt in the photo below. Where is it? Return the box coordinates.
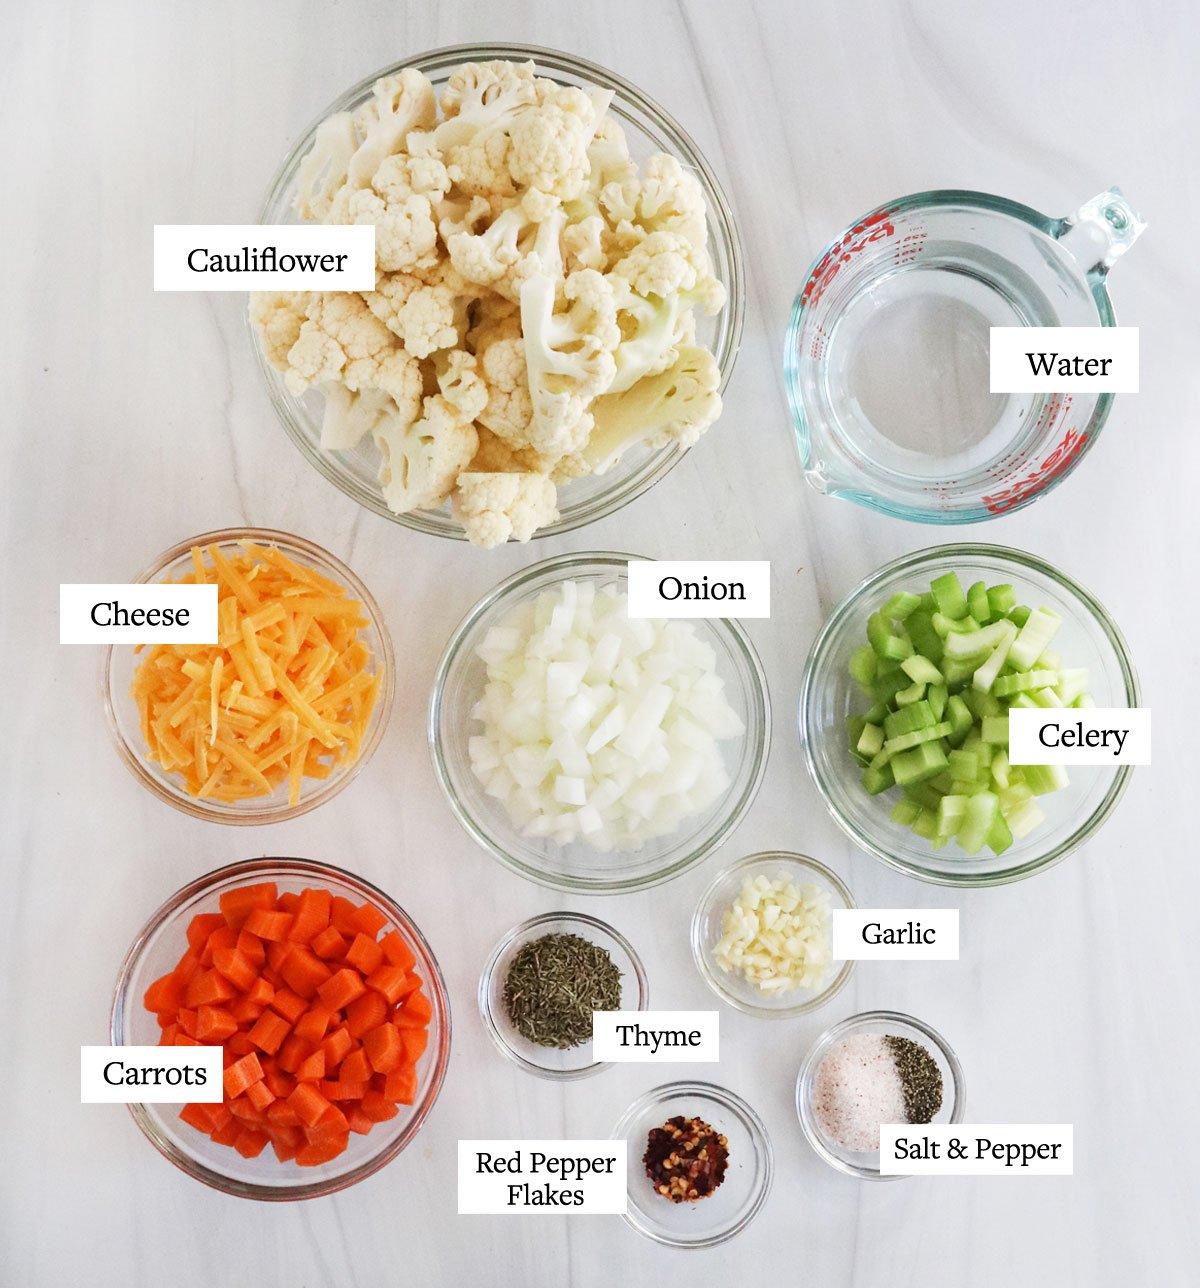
[812,1033,906,1152]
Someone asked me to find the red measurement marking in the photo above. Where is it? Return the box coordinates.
[982,425,1088,513]
[800,210,897,310]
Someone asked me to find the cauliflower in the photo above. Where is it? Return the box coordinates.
[252,58,729,547]
[584,346,722,473]
[375,394,478,513]
[452,472,558,548]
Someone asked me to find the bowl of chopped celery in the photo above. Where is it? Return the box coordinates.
[799,545,1139,886]
[430,552,770,893]
[251,44,744,546]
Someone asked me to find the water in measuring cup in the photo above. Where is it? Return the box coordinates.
[825,252,1054,471]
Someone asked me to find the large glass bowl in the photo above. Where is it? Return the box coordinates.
[110,857,451,1200]
[100,529,394,825]
[429,552,771,893]
[799,544,1139,886]
[252,42,744,540]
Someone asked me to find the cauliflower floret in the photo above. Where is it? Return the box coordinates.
[585,345,722,473]
[507,85,609,202]
[345,187,439,272]
[562,214,607,272]
[251,292,309,369]
[318,383,398,451]
[346,69,438,189]
[452,471,559,547]
[611,230,709,300]
[474,313,535,444]
[374,393,478,513]
[434,61,540,192]
[294,115,359,221]
[435,350,488,421]
[362,274,458,358]
[634,153,708,246]
[469,426,544,474]
[371,150,450,203]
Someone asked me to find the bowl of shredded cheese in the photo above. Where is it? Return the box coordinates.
[101,528,394,824]
[691,852,855,1017]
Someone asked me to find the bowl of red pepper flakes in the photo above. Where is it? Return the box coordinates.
[611,1080,772,1247]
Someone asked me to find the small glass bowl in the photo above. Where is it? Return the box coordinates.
[478,911,648,1080]
[612,1080,773,1248]
[252,42,744,542]
[691,851,855,1017]
[429,552,771,893]
[101,528,394,824]
[799,543,1139,885]
[110,857,451,1200]
[796,1010,964,1181]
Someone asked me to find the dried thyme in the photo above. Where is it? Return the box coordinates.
[503,932,622,1048]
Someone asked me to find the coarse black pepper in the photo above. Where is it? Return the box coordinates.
[884,1034,944,1124]
[643,1115,729,1203]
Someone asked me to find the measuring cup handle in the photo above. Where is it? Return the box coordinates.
[1054,188,1147,278]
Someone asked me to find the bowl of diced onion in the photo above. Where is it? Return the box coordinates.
[691,852,856,1018]
[429,552,770,893]
[799,544,1139,886]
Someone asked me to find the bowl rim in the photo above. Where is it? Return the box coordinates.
[109,856,452,1201]
[99,527,395,825]
[251,41,746,541]
[690,850,856,1018]
[795,1008,965,1181]
[611,1078,774,1247]
[477,910,649,1081]
[799,541,1140,887]
[428,550,772,893]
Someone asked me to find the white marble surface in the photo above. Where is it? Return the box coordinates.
[4,0,1199,1283]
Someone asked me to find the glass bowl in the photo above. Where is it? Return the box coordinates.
[691,851,855,1017]
[101,528,394,825]
[799,543,1139,886]
[251,42,744,541]
[478,911,648,1080]
[796,1009,964,1180]
[429,552,770,893]
[110,857,451,1200]
[612,1080,773,1248]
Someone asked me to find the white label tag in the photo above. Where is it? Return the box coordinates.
[81,1046,224,1103]
[990,327,1139,392]
[60,583,218,644]
[831,909,959,960]
[592,1011,719,1062]
[457,1140,627,1213]
[1007,707,1150,765]
[626,561,770,618]
[154,224,376,291]
[880,1124,1073,1175]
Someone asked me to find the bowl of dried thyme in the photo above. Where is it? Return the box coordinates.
[478,911,649,1080]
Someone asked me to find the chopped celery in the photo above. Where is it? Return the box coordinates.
[905,611,944,664]
[883,591,922,620]
[927,683,948,721]
[1007,799,1046,838]
[849,645,878,692]
[903,783,944,810]
[987,584,1016,617]
[985,810,1014,855]
[894,680,927,706]
[941,657,977,690]
[990,748,1011,789]
[862,762,895,795]
[857,723,884,757]
[971,620,1018,692]
[1037,650,1061,671]
[901,654,943,685]
[945,695,973,746]
[867,612,913,661]
[891,741,949,786]
[1023,764,1070,795]
[884,721,953,754]
[930,571,968,619]
[943,619,1013,661]
[871,669,912,706]
[1032,687,1065,708]
[992,668,1060,698]
[1008,606,1062,670]
[981,715,1009,745]
[947,749,978,780]
[967,580,991,623]
[884,701,935,739]
[933,611,980,639]
[964,689,1001,720]
[911,808,939,840]
[891,799,922,825]
[957,791,1000,854]
[1055,668,1090,705]
[1008,604,1032,628]
[863,701,889,724]
[937,794,969,836]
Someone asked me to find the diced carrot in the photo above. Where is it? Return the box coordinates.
[347,1106,374,1135]
[245,1079,276,1112]
[271,1132,302,1163]
[228,1095,260,1123]
[211,947,257,992]
[363,1023,404,1074]
[309,925,348,960]
[266,1097,301,1127]
[345,990,387,1039]
[226,1031,254,1056]
[351,902,387,938]
[320,1025,354,1069]
[317,967,366,1011]
[247,1010,291,1056]
[365,964,410,1005]
[171,949,203,983]
[244,909,294,942]
[246,976,275,1007]
[394,988,431,1029]
[196,1005,238,1043]
[237,929,267,967]
[201,925,238,965]
[223,1052,264,1099]
[338,1048,371,1084]
[235,1128,269,1159]
[383,1066,417,1105]
[322,1079,368,1101]
[400,1028,429,1062]
[296,1137,348,1167]
[264,1069,296,1100]
[277,1034,312,1074]
[279,946,331,999]
[286,1082,330,1129]
[306,1103,349,1143]
[380,930,416,973]
[360,1090,400,1122]
[287,888,332,944]
[176,1007,199,1038]
[345,932,384,976]
[211,1116,241,1147]
[228,995,265,1026]
[179,1102,213,1134]
[185,968,237,1008]
[143,971,186,1015]
[219,882,278,930]
[173,1033,200,1047]
[330,896,359,936]
[278,890,300,914]
[269,988,307,1025]
[265,940,294,975]
[186,912,226,952]
[159,1023,178,1046]
[293,1004,333,1045]
[296,1049,326,1081]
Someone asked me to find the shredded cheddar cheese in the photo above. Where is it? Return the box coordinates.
[132,542,381,805]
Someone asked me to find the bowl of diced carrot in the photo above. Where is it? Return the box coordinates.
[101,528,394,823]
[111,857,450,1199]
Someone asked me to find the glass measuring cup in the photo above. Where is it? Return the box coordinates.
[784,188,1144,522]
